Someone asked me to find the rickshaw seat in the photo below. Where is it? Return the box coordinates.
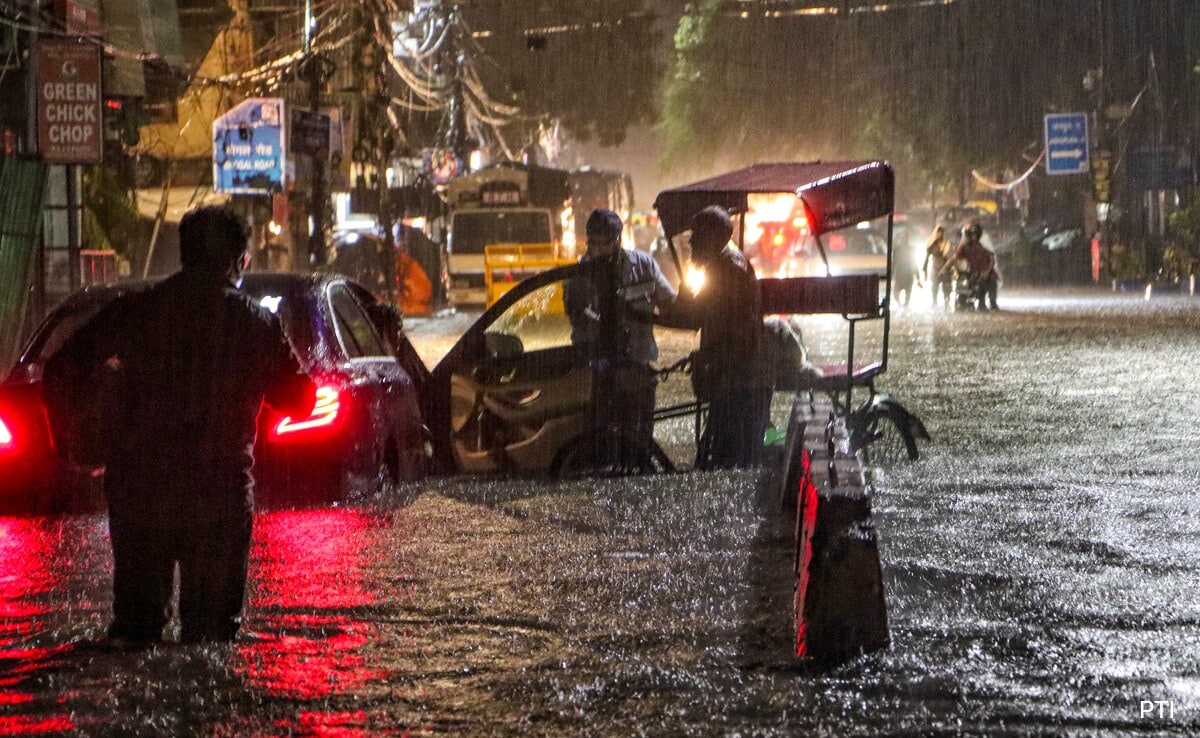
[760,275,880,316]
[806,362,883,393]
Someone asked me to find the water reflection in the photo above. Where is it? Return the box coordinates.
[238,508,388,701]
[0,518,80,735]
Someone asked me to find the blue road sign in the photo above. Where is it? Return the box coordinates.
[213,98,286,194]
[1044,113,1089,175]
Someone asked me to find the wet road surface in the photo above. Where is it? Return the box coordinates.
[3,288,1200,736]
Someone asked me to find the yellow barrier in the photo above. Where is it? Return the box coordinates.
[484,243,576,308]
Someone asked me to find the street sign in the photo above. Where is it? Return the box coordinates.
[58,0,100,36]
[426,148,460,185]
[1044,113,1089,175]
[212,98,286,194]
[34,39,103,164]
[1128,146,1190,191]
[290,108,330,157]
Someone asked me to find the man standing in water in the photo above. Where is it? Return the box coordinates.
[665,206,770,469]
[46,206,313,647]
[565,209,676,472]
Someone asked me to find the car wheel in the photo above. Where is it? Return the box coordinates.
[383,440,402,486]
[395,423,434,483]
[551,434,593,480]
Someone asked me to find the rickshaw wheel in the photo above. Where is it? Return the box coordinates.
[859,411,919,466]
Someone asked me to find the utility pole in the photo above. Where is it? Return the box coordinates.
[301,0,329,267]
[1094,0,1113,279]
[441,3,471,164]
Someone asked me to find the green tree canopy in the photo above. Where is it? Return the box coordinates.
[659,0,1199,204]
[463,1,662,148]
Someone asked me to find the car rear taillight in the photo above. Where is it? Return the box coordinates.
[273,385,341,438]
[0,415,13,451]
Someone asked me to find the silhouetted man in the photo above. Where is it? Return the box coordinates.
[45,206,313,647]
[666,206,770,469]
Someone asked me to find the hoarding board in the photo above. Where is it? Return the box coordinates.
[291,108,330,157]
[212,98,286,194]
[35,39,103,164]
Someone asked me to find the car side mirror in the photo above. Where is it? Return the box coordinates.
[484,331,523,360]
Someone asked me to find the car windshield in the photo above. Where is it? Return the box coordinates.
[487,280,573,353]
[451,211,552,255]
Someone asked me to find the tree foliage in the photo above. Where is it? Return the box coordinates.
[464,0,661,148]
[82,165,140,256]
[657,0,1199,204]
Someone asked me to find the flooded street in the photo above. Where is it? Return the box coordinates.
[4,288,1200,736]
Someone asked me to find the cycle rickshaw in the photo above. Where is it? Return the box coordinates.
[420,160,925,479]
[652,160,928,469]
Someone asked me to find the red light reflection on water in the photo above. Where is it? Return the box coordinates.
[794,451,819,657]
[0,519,76,734]
[0,717,75,735]
[0,519,56,630]
[239,509,388,700]
[273,710,373,738]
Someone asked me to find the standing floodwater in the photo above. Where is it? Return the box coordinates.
[2,288,1199,735]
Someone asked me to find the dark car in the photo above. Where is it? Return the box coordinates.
[0,273,432,514]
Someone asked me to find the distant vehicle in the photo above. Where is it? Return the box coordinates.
[444,163,634,306]
[445,165,568,305]
[448,207,559,304]
[767,226,889,278]
[329,229,393,299]
[567,168,634,247]
[0,274,431,514]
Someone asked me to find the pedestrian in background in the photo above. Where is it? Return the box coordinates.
[45,206,313,647]
[893,230,923,307]
[923,224,954,309]
[663,206,771,469]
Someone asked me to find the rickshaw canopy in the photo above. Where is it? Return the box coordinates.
[653,161,894,239]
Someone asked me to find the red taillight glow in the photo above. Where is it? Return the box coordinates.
[273,386,341,437]
[0,416,13,450]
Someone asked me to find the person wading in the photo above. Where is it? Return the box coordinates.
[923,224,954,309]
[45,206,313,647]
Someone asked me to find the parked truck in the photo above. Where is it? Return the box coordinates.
[444,163,633,306]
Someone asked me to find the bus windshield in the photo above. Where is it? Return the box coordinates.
[450,210,553,255]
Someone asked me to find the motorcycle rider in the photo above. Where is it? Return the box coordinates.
[940,222,999,310]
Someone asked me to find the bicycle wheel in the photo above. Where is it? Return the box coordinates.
[859,411,919,467]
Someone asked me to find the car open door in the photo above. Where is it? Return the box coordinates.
[424,262,596,473]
